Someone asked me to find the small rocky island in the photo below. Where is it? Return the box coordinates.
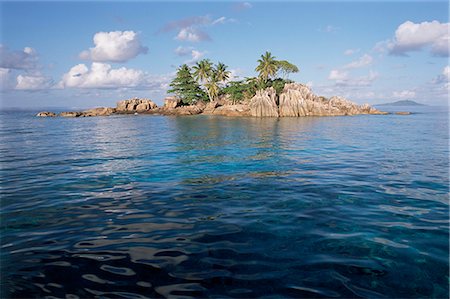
[37,83,387,118]
[37,52,388,118]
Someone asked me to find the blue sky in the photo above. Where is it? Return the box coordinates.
[0,1,448,108]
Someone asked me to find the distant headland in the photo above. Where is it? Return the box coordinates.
[37,52,388,118]
[375,100,426,106]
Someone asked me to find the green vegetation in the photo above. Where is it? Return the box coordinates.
[168,52,298,105]
[192,59,231,102]
[255,51,279,84]
[276,60,299,79]
[167,64,207,105]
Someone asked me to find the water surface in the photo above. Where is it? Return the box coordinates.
[1,106,448,298]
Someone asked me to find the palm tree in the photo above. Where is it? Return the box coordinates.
[255,51,278,84]
[193,59,212,83]
[205,75,220,102]
[193,59,213,101]
[215,62,231,83]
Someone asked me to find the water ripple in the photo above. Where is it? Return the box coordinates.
[0,109,448,298]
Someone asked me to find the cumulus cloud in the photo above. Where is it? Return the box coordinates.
[344,48,360,56]
[0,45,56,91]
[392,90,416,99]
[161,15,236,43]
[439,65,449,82]
[79,31,148,62]
[329,70,378,87]
[189,50,206,62]
[433,65,450,90]
[174,46,207,63]
[233,2,253,11]
[59,62,146,88]
[184,49,207,65]
[174,46,193,56]
[0,45,38,70]
[176,27,210,42]
[343,54,373,69]
[388,20,449,57]
[328,69,349,82]
[160,16,211,33]
[16,73,53,90]
[58,62,173,91]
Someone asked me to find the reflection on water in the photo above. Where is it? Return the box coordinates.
[0,108,448,298]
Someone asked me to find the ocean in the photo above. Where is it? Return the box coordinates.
[0,105,448,298]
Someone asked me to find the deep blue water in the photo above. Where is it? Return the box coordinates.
[0,106,448,298]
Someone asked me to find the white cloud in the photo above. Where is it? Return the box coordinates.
[16,73,52,90]
[211,16,237,25]
[433,65,450,89]
[349,71,379,86]
[442,65,450,80]
[329,70,378,87]
[160,16,211,33]
[226,68,245,82]
[174,46,193,56]
[162,15,236,43]
[59,62,146,88]
[190,50,206,61]
[344,54,373,69]
[392,90,416,99]
[58,62,173,92]
[328,69,349,82]
[174,46,207,63]
[176,27,210,42]
[185,50,207,65]
[79,31,148,62]
[344,48,360,56]
[0,45,38,70]
[388,20,449,57]
[233,2,253,11]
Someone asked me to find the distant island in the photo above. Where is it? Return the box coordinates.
[376,100,426,106]
[37,52,388,118]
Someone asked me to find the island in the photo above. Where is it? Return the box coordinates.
[37,52,388,118]
[376,100,425,106]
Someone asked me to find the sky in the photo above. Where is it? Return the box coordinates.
[0,0,449,109]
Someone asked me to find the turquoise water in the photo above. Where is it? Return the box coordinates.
[0,106,448,298]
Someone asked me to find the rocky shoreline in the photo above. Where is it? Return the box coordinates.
[37,83,390,118]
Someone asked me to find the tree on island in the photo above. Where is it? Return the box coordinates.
[276,60,299,79]
[168,52,298,105]
[255,51,298,88]
[255,51,279,85]
[193,59,230,102]
[167,64,206,105]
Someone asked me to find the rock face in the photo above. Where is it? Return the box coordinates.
[35,82,387,119]
[212,104,251,117]
[203,102,220,114]
[173,106,203,115]
[116,98,157,112]
[59,111,83,117]
[36,111,56,117]
[163,97,181,109]
[278,83,387,117]
[83,107,116,117]
[249,87,279,117]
